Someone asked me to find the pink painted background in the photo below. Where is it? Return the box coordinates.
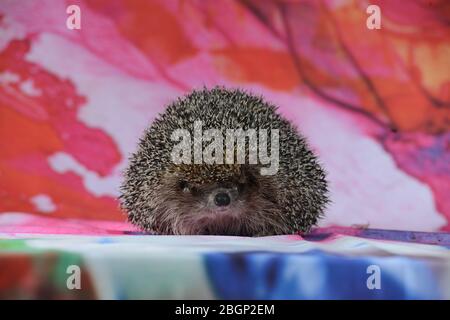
[0,0,449,232]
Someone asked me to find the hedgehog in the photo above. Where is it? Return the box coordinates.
[119,87,328,236]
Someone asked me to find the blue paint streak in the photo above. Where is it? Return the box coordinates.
[204,250,441,299]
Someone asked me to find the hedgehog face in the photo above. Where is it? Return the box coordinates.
[149,165,287,236]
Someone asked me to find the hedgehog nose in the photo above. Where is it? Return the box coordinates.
[214,192,231,207]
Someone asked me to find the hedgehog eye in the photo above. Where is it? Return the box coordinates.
[190,186,200,196]
[178,180,189,192]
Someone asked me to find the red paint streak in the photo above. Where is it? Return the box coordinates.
[0,38,123,220]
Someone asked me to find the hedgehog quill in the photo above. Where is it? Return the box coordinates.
[120,87,328,236]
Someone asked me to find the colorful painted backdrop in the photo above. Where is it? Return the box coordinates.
[0,0,449,231]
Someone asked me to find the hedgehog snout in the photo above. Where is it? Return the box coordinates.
[214,192,230,207]
[207,187,238,210]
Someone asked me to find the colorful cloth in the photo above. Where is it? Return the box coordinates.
[1,213,449,299]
